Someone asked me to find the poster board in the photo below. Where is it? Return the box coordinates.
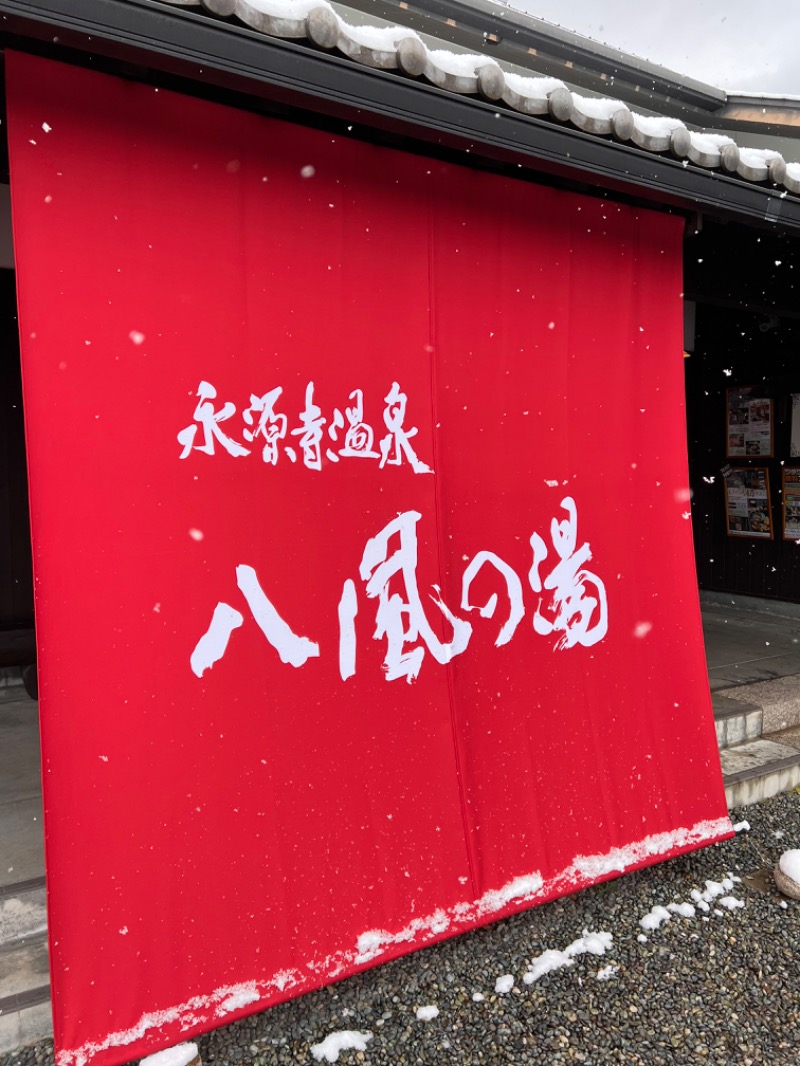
[6,52,731,1066]
[726,388,773,458]
[790,395,800,458]
[724,467,773,538]
[783,467,800,540]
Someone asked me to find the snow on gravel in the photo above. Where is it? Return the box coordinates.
[310,1031,373,1063]
[415,1005,439,1022]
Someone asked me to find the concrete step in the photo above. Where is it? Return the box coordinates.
[720,737,800,808]
[0,879,47,946]
[713,694,762,750]
[716,674,800,734]
[0,991,52,1054]
[0,668,25,699]
[0,878,52,1053]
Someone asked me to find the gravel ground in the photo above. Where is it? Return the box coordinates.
[5,791,800,1066]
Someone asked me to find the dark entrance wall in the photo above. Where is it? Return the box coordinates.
[686,220,800,602]
[0,266,34,633]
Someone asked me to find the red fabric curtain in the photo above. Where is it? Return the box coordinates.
[6,51,730,1066]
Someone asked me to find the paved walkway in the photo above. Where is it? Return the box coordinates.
[0,689,42,892]
[702,597,800,691]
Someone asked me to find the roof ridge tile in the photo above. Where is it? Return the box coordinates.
[156,0,800,198]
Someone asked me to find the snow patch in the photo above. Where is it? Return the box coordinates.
[779,849,800,881]
[494,974,514,994]
[427,49,497,78]
[739,147,783,168]
[216,986,260,1015]
[310,1031,373,1062]
[688,132,735,155]
[570,818,732,882]
[640,905,671,932]
[667,902,696,919]
[415,1005,439,1021]
[719,896,745,911]
[631,113,684,137]
[572,94,626,120]
[504,72,565,97]
[355,873,542,963]
[272,968,301,992]
[641,875,743,934]
[242,0,325,17]
[477,873,545,915]
[595,964,619,981]
[523,948,574,983]
[354,929,388,961]
[337,17,417,50]
[566,931,613,957]
[56,982,268,1066]
[523,930,612,984]
[138,1044,198,1066]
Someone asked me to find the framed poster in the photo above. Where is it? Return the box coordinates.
[724,467,773,538]
[783,467,800,540]
[726,388,773,458]
[791,395,800,458]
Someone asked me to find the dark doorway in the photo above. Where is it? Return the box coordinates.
[685,220,800,603]
[0,266,35,681]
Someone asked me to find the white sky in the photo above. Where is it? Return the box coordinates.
[500,1,800,96]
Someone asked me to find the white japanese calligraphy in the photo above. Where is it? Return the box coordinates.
[338,578,358,681]
[529,497,608,650]
[190,603,244,678]
[190,566,319,678]
[242,387,287,465]
[236,565,320,667]
[178,381,250,459]
[378,382,433,475]
[461,551,525,647]
[334,389,380,459]
[291,383,326,471]
[178,380,432,473]
[357,511,471,683]
[190,499,608,682]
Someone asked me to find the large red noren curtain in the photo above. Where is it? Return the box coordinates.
[6,52,730,1066]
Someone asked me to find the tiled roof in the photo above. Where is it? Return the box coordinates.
[158,0,800,198]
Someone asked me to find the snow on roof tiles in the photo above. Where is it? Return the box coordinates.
[158,0,800,198]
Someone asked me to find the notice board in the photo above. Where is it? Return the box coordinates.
[6,51,731,1066]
